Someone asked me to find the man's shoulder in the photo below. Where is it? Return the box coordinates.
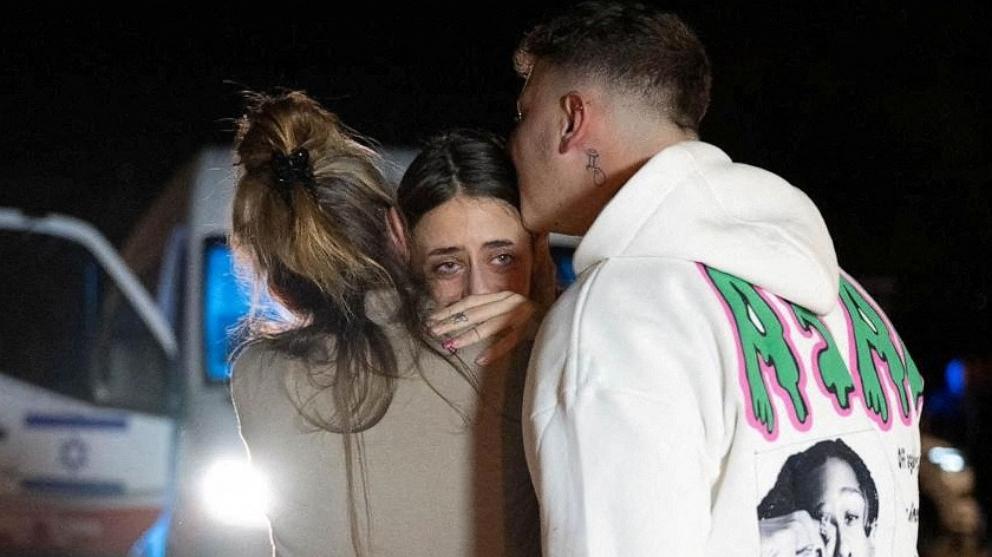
[529,256,725,411]
[574,257,715,313]
[558,257,726,357]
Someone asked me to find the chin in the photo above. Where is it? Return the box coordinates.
[520,206,551,234]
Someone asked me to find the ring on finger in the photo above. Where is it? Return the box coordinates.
[451,312,469,325]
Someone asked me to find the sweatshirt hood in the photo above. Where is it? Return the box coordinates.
[573,141,840,315]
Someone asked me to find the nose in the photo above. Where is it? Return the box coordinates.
[467,266,497,296]
[833,532,850,557]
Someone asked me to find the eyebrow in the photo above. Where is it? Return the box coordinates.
[426,240,515,258]
[483,240,516,250]
[427,246,463,257]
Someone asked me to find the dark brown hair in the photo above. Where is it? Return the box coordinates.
[515,1,712,131]
[397,128,519,230]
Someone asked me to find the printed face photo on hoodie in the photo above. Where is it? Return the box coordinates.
[757,439,878,557]
[807,457,872,556]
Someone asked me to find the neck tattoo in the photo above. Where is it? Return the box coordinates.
[585,149,606,186]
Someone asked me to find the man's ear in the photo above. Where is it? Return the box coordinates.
[386,207,410,263]
[558,91,588,154]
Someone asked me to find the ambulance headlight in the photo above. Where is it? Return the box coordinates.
[201,458,270,528]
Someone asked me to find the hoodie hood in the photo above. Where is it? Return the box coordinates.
[573,141,839,315]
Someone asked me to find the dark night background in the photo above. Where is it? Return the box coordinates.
[2,0,991,525]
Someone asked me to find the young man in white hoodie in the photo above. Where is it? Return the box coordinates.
[509,3,924,556]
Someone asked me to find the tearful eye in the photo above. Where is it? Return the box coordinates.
[433,261,462,277]
[492,253,515,266]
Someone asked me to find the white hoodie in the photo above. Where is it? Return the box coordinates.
[524,141,923,556]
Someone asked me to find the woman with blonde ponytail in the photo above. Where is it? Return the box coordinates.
[229,91,539,557]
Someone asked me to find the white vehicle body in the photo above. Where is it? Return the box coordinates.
[0,209,177,556]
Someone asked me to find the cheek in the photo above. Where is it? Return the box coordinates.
[841,520,867,536]
[839,523,870,552]
[514,253,534,295]
[512,126,544,176]
[428,277,465,307]
[491,259,533,297]
[513,154,547,227]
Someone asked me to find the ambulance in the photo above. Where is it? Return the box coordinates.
[0,208,177,556]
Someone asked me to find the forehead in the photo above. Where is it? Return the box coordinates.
[413,196,527,249]
[813,458,861,494]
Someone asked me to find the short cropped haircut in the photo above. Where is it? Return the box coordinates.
[515,1,712,131]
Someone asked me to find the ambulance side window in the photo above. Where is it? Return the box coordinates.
[1,231,95,401]
[89,289,174,416]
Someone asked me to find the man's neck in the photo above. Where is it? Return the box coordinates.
[563,116,695,236]
[604,126,695,197]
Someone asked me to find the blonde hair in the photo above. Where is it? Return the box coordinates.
[233,91,396,315]
[231,90,424,555]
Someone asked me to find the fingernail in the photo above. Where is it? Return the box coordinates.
[442,339,457,354]
[475,356,489,366]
